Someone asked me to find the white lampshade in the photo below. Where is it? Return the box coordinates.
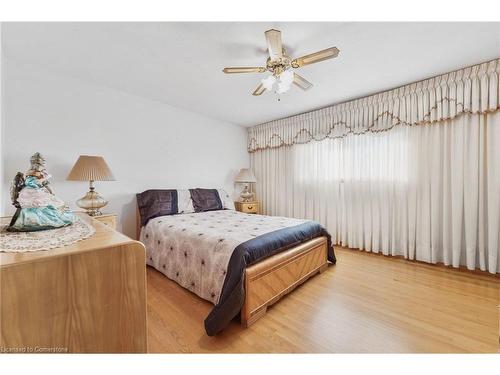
[280,69,294,85]
[261,75,276,91]
[277,82,291,94]
[275,70,293,94]
[234,168,257,183]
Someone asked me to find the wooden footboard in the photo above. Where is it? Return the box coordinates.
[241,236,328,327]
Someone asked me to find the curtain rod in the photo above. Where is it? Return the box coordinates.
[255,56,499,126]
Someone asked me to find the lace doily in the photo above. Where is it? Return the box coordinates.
[0,217,96,252]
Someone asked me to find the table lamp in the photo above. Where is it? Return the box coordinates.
[234,168,257,202]
[67,155,116,216]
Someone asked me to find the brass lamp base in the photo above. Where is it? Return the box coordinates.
[76,181,108,217]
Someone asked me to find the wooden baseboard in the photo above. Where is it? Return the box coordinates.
[335,246,500,278]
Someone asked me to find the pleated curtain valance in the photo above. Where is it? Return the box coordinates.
[247,58,500,152]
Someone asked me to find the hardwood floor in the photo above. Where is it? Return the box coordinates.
[147,248,500,353]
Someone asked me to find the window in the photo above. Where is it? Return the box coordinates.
[293,127,411,186]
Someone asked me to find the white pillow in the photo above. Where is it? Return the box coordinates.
[177,189,195,214]
[217,189,235,210]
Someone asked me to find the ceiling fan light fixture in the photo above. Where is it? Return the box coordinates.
[277,81,292,94]
[261,75,276,91]
[279,69,294,85]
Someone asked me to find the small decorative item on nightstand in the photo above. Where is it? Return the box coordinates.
[92,213,117,230]
[234,201,260,214]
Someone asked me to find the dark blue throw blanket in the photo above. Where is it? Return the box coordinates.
[204,221,336,336]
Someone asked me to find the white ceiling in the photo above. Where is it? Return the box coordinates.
[3,22,499,126]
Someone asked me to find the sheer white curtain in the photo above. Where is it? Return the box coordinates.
[251,112,500,273]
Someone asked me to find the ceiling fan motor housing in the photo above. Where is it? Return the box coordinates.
[266,49,292,76]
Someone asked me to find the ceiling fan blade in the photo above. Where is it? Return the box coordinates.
[252,83,266,96]
[293,73,313,91]
[265,29,283,60]
[291,47,340,68]
[223,67,267,74]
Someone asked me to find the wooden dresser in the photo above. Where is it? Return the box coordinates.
[91,213,117,230]
[0,213,147,353]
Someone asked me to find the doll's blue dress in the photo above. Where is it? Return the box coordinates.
[9,175,74,231]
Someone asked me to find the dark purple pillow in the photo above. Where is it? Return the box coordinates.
[136,189,178,226]
[189,188,223,212]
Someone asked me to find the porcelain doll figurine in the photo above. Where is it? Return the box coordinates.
[8,153,74,232]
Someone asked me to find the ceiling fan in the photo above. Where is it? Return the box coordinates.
[222,29,339,96]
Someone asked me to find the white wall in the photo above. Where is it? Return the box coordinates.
[1,58,249,237]
[0,24,4,214]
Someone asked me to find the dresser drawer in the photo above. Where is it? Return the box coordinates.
[235,201,260,214]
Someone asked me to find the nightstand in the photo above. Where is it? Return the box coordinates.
[234,201,260,214]
[92,213,117,230]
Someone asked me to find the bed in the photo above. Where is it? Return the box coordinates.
[136,189,336,336]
